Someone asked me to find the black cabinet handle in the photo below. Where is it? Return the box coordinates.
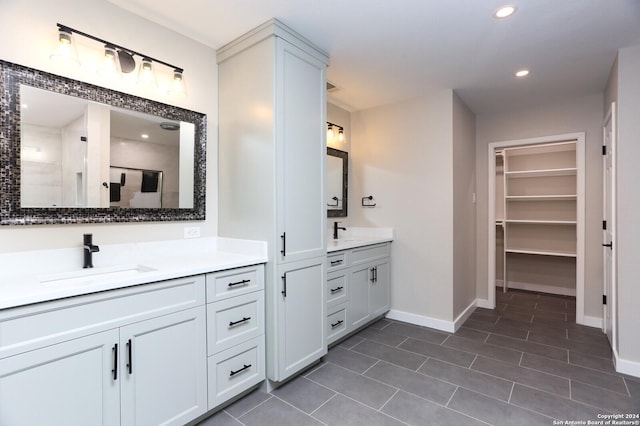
[602,242,613,248]
[280,233,286,256]
[370,267,375,283]
[374,266,378,282]
[126,339,132,375]
[330,259,343,266]
[230,364,252,377]
[229,316,252,327]
[331,320,344,328]
[112,343,118,380]
[330,286,344,294]
[228,279,251,288]
[281,274,287,297]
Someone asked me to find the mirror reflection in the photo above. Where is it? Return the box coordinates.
[327,147,348,218]
[20,85,194,209]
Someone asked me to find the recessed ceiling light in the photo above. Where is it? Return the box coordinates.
[515,69,530,78]
[494,5,516,19]
[141,133,149,139]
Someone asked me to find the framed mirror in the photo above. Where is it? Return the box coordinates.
[327,147,348,218]
[0,60,207,225]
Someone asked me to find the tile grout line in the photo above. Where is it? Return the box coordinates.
[507,381,516,403]
[444,386,459,407]
[415,356,430,372]
[378,388,400,412]
[360,359,380,376]
[396,336,410,348]
[233,394,274,421]
[269,393,330,425]
[308,393,337,417]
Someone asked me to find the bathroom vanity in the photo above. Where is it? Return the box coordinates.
[0,238,266,426]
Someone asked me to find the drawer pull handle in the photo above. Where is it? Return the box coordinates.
[331,320,344,328]
[330,286,344,294]
[228,279,250,288]
[229,316,252,327]
[230,364,252,377]
[330,259,343,266]
[126,339,132,375]
[112,343,118,381]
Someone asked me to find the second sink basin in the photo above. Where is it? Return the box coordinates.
[40,264,156,286]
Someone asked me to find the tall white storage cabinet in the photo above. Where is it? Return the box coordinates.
[217,20,329,383]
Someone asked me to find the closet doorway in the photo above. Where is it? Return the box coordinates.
[488,133,586,325]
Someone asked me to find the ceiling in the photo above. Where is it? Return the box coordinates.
[107,0,640,114]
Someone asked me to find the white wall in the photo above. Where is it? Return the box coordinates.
[475,94,604,319]
[351,91,455,323]
[0,0,217,252]
[452,92,476,318]
[614,44,640,371]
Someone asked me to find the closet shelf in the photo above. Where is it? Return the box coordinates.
[505,168,577,178]
[505,220,577,225]
[506,248,577,258]
[506,195,576,201]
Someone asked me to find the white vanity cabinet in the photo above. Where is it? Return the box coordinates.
[0,275,207,426]
[217,20,329,383]
[326,242,392,345]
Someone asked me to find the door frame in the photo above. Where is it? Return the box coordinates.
[602,102,617,347]
[487,132,586,324]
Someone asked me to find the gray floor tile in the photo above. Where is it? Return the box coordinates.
[567,329,612,345]
[324,345,378,373]
[337,334,365,349]
[569,351,617,374]
[382,322,450,344]
[238,397,323,426]
[471,355,570,397]
[352,339,427,370]
[307,363,396,409]
[364,361,456,405]
[571,380,640,414]
[196,410,243,426]
[382,390,485,426]
[444,335,522,364]
[271,376,335,414]
[469,311,500,323]
[498,317,569,339]
[223,390,271,418]
[499,310,534,323]
[520,353,628,394]
[536,299,570,313]
[528,332,612,359]
[369,318,392,330]
[626,377,640,400]
[418,358,513,401]
[357,327,408,347]
[532,310,568,321]
[454,327,490,342]
[448,387,553,426]
[462,318,529,340]
[487,333,568,361]
[312,394,404,426]
[399,337,476,367]
[510,384,605,420]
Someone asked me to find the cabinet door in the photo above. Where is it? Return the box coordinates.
[349,263,372,330]
[120,306,207,426]
[275,38,327,263]
[0,329,120,426]
[274,258,326,381]
[370,259,391,318]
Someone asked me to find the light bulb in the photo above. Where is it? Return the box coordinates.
[97,45,121,78]
[168,69,187,97]
[338,128,345,142]
[136,58,158,88]
[327,124,335,142]
[50,28,80,66]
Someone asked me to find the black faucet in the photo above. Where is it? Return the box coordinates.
[333,221,346,240]
[83,233,100,268]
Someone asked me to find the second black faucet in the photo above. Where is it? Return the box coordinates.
[333,221,346,240]
[83,233,100,268]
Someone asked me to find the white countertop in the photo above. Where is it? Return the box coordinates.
[327,227,393,252]
[0,237,267,310]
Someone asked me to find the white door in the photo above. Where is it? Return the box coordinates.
[120,307,207,426]
[0,329,120,426]
[275,38,327,263]
[602,103,616,345]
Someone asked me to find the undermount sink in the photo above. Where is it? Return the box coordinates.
[39,264,156,286]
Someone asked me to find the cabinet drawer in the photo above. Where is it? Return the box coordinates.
[350,243,390,265]
[206,265,264,302]
[327,304,348,345]
[208,337,265,410]
[327,252,347,271]
[326,271,348,307]
[207,291,264,355]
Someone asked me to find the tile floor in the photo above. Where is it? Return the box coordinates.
[197,289,640,425]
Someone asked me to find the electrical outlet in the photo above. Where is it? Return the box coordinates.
[183,226,201,239]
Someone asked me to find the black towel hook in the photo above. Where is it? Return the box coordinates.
[362,195,376,207]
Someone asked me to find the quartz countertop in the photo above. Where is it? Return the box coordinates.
[327,227,393,252]
[0,237,267,310]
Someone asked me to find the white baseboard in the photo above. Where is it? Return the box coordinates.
[580,315,603,329]
[498,280,576,297]
[386,309,456,333]
[476,298,493,309]
[453,300,477,332]
[614,348,640,378]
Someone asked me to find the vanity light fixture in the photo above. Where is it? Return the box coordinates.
[327,121,344,143]
[51,23,186,97]
[494,5,517,19]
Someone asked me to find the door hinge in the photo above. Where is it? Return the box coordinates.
[603,220,607,230]
[603,295,607,305]
[602,145,607,155]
